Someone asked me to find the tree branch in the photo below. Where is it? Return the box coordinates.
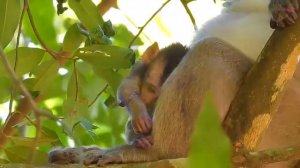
[223,13,300,151]
[233,146,300,167]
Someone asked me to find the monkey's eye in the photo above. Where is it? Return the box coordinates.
[146,84,157,94]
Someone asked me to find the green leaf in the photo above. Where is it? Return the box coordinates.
[5,47,45,77]
[80,118,98,130]
[32,60,60,95]
[0,0,21,48]
[113,25,143,47]
[93,68,123,95]
[0,158,9,164]
[188,94,232,168]
[72,122,96,145]
[76,45,134,69]
[103,20,115,37]
[68,0,104,31]
[104,95,118,108]
[9,136,57,147]
[63,23,86,54]
[42,120,69,147]
[0,76,11,103]
[4,146,48,164]
[66,67,88,101]
[22,0,57,49]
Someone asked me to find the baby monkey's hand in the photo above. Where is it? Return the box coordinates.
[131,111,152,134]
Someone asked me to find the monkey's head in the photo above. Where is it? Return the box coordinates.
[139,43,188,106]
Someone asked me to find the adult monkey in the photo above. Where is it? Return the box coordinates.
[49,0,300,167]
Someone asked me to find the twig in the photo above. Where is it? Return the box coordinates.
[88,84,109,107]
[180,0,198,31]
[8,0,29,114]
[26,3,57,59]
[73,60,79,102]
[128,0,171,48]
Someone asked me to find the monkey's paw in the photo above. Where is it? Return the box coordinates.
[269,0,299,28]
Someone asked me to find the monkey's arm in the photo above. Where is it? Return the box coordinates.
[117,63,152,134]
[269,0,299,28]
[83,144,157,166]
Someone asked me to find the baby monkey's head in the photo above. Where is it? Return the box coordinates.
[139,43,188,106]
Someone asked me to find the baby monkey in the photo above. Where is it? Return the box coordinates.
[48,43,188,164]
[117,42,188,149]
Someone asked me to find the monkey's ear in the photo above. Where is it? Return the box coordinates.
[141,42,159,64]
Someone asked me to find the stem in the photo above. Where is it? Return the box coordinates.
[180,0,198,31]
[73,60,79,102]
[88,84,109,107]
[26,2,57,59]
[128,0,171,48]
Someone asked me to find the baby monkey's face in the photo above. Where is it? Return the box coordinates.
[140,60,165,106]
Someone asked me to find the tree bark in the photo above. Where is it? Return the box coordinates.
[223,17,300,151]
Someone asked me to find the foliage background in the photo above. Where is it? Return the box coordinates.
[0,0,230,166]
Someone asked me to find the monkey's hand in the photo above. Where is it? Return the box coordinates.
[126,95,153,134]
[269,0,299,28]
[131,111,152,134]
[131,135,153,149]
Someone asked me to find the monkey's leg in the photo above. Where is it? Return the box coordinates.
[152,37,253,158]
[88,38,253,166]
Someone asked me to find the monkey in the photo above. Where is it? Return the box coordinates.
[48,0,300,167]
[118,43,188,149]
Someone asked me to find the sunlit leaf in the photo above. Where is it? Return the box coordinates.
[76,45,134,69]
[4,146,48,164]
[5,47,45,77]
[68,0,104,31]
[0,0,21,48]
[63,23,86,54]
[22,0,57,49]
[188,94,231,168]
